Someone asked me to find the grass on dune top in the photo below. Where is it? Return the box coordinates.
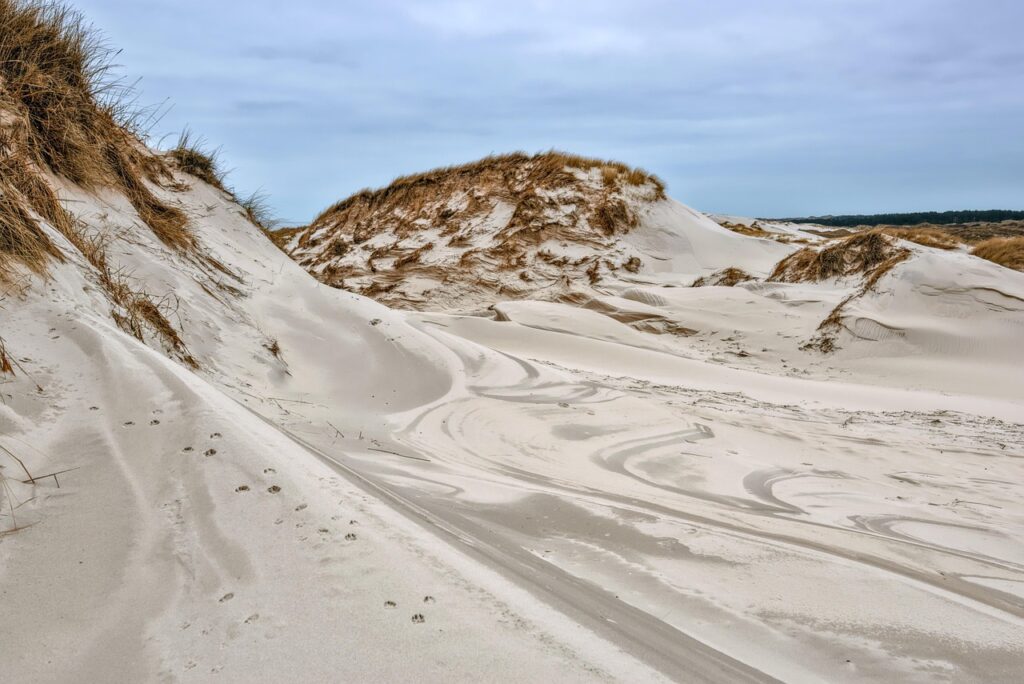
[971,236,1024,272]
[312,151,666,225]
[0,0,193,275]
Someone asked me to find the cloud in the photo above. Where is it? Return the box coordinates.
[73,0,1024,220]
[240,44,358,67]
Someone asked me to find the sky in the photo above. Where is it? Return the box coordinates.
[76,0,1024,224]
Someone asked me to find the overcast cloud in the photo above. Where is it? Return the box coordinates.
[75,0,1024,223]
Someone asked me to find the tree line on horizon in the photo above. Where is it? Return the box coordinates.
[770,210,1024,227]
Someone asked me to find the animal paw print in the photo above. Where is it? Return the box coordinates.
[204,448,216,456]
[267,485,281,494]
[149,419,160,426]
[123,421,134,426]
[423,596,435,604]
[384,600,397,609]
[345,533,357,541]
[235,485,250,492]
[210,432,222,439]
[182,446,193,453]
[295,504,307,512]
[411,614,425,624]
[219,592,234,603]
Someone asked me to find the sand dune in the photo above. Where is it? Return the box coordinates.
[3,148,1023,680]
[2,9,1023,679]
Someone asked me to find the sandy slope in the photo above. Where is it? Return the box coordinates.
[0,176,667,682]
[2,165,1023,683]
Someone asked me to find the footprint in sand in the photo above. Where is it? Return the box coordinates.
[267,485,281,494]
[219,592,234,603]
[345,533,357,541]
[411,614,425,624]
[204,448,217,456]
[235,485,250,492]
[384,601,397,609]
[150,419,160,425]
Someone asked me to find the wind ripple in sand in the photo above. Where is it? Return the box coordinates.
[344,320,1024,681]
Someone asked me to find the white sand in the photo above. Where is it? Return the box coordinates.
[1,169,1022,682]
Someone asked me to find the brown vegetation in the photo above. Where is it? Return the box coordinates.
[0,1,200,364]
[71,221,198,365]
[718,221,772,238]
[692,267,754,287]
[280,151,667,308]
[769,231,910,283]
[970,237,1024,272]
[714,219,810,244]
[0,177,63,274]
[0,0,194,268]
[770,232,913,353]
[238,190,276,230]
[878,227,960,250]
[0,336,13,374]
[805,220,1024,244]
[264,225,302,250]
[312,152,665,225]
[166,129,227,192]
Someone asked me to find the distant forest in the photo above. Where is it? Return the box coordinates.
[771,210,1024,227]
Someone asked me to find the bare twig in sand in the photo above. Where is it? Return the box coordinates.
[0,441,34,482]
[367,447,430,463]
[20,466,79,488]
[327,421,345,441]
[0,443,34,534]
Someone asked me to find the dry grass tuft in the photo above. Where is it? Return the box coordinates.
[692,267,754,287]
[714,219,810,244]
[772,232,913,353]
[770,231,910,283]
[878,226,961,250]
[0,336,13,374]
[104,143,192,250]
[0,0,194,264]
[970,237,1024,272]
[311,151,665,225]
[67,223,197,366]
[238,190,276,230]
[166,129,227,192]
[263,225,301,250]
[719,221,772,238]
[0,180,62,275]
